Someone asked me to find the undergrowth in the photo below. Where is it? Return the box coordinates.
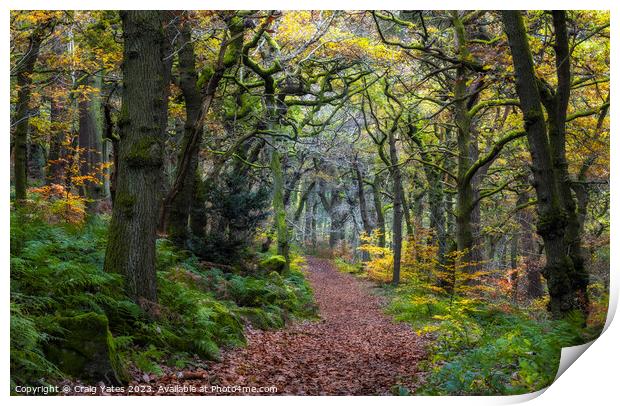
[334,257,364,275]
[10,209,316,389]
[386,285,591,395]
[334,256,602,396]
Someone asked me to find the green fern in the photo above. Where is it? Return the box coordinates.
[10,304,63,387]
[10,210,316,386]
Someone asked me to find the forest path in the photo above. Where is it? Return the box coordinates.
[163,257,426,395]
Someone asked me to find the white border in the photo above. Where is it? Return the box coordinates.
[2,1,618,404]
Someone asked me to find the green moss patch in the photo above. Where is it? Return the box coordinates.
[45,313,129,385]
[259,255,287,273]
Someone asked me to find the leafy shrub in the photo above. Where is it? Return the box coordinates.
[358,230,394,282]
[26,184,87,225]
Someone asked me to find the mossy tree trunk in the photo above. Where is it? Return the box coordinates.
[294,180,315,222]
[368,82,405,284]
[353,160,373,262]
[103,102,119,204]
[428,174,447,254]
[401,187,414,237]
[451,11,479,272]
[258,94,291,265]
[283,158,304,207]
[104,11,168,308]
[450,12,523,274]
[544,11,589,314]
[502,10,589,317]
[238,11,292,268]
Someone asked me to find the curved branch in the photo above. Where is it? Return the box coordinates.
[463,129,526,185]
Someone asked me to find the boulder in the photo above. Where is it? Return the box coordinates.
[46,312,128,385]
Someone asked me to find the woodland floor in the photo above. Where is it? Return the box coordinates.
[150,257,427,395]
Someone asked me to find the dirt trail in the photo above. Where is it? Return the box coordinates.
[170,257,426,395]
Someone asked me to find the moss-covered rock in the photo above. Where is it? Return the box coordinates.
[259,255,287,274]
[46,312,129,385]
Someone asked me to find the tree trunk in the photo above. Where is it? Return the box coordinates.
[546,11,588,313]
[318,181,346,250]
[102,138,112,199]
[303,190,313,243]
[401,190,414,237]
[28,141,46,185]
[502,10,588,317]
[104,11,167,308]
[388,132,403,285]
[294,180,315,222]
[354,163,373,236]
[283,164,303,207]
[510,227,519,302]
[328,210,347,249]
[166,22,202,246]
[159,13,244,233]
[13,29,44,201]
[189,171,207,238]
[47,97,67,185]
[452,11,478,271]
[516,190,544,299]
[372,174,386,247]
[469,139,486,266]
[354,162,373,261]
[427,170,446,260]
[271,147,290,270]
[310,199,318,249]
[410,124,448,267]
[103,102,119,205]
[77,74,103,204]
